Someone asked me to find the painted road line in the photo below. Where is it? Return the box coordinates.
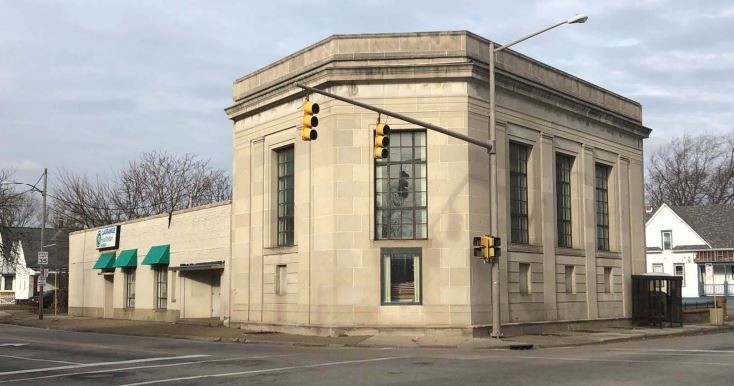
[607,351,734,357]
[0,354,296,384]
[505,354,734,367]
[0,344,27,347]
[0,354,80,365]
[120,357,401,386]
[608,348,734,354]
[0,355,209,376]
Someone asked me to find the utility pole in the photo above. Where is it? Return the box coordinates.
[38,168,47,320]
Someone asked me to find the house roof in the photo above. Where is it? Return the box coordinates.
[669,205,734,249]
[0,227,73,269]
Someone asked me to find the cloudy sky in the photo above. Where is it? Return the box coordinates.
[1,0,732,187]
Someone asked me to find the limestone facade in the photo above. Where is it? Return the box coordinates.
[225,31,650,334]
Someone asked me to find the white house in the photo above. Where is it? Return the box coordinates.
[0,227,71,304]
[646,203,734,300]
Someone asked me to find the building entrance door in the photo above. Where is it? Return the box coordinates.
[104,275,114,318]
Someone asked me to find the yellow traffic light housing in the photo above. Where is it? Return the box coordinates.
[374,123,390,159]
[473,235,501,263]
[302,99,319,141]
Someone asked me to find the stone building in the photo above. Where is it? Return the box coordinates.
[69,31,650,336]
[225,31,650,335]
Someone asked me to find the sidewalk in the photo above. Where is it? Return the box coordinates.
[1,308,732,350]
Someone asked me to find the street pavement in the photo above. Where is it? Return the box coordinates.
[2,323,734,385]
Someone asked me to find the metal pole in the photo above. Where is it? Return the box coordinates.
[39,168,47,320]
[494,21,566,54]
[295,83,495,153]
[489,43,502,338]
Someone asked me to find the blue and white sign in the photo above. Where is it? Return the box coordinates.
[96,226,120,250]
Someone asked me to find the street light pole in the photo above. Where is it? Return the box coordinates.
[38,168,47,320]
[488,14,588,339]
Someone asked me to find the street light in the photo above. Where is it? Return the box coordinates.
[1,169,48,320]
[488,15,588,339]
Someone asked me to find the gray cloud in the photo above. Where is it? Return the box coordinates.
[1,0,732,187]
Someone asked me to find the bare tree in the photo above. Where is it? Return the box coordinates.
[53,151,231,228]
[646,134,734,208]
[1,169,42,265]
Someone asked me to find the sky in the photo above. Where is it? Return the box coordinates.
[1,0,733,188]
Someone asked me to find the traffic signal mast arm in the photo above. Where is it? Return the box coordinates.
[296,83,495,154]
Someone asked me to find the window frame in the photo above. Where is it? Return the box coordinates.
[595,163,611,251]
[652,263,664,273]
[674,263,685,286]
[380,247,422,306]
[125,268,136,309]
[510,142,530,245]
[155,266,168,310]
[276,145,295,246]
[374,130,427,240]
[556,153,574,248]
[3,275,14,291]
[661,230,672,250]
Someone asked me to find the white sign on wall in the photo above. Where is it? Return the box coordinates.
[96,225,120,250]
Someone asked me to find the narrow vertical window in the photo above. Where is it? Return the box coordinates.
[565,265,576,294]
[3,275,13,291]
[170,271,177,303]
[381,248,421,304]
[155,266,168,309]
[510,142,530,244]
[661,231,672,250]
[125,269,136,308]
[375,131,427,240]
[595,164,611,251]
[556,154,573,248]
[519,263,531,294]
[604,267,613,293]
[674,263,685,286]
[276,264,287,296]
[277,146,295,246]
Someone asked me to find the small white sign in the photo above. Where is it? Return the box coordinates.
[96,225,120,249]
[37,251,48,265]
[38,276,46,286]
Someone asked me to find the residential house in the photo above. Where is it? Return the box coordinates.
[0,227,71,304]
[646,204,734,300]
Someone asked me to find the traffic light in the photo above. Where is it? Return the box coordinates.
[473,235,501,263]
[374,123,390,159]
[302,99,319,141]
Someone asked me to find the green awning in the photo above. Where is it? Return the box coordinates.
[92,252,116,270]
[112,249,137,268]
[141,245,170,265]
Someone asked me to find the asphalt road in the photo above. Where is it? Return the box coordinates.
[1,324,733,385]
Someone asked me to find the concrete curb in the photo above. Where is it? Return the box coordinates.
[527,325,734,349]
[2,314,732,351]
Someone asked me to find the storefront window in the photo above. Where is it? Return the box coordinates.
[381,248,421,304]
[125,269,136,308]
[155,266,168,309]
